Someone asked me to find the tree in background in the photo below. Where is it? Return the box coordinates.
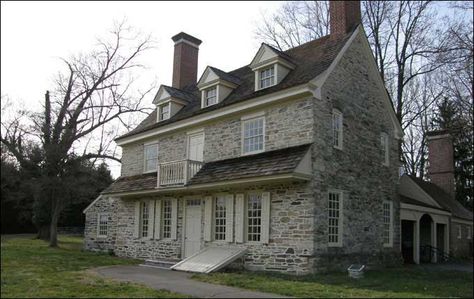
[1,22,154,246]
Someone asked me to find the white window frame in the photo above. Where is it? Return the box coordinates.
[158,102,171,121]
[258,65,276,90]
[203,86,218,108]
[381,132,390,166]
[140,201,150,238]
[214,195,227,241]
[241,113,265,156]
[328,190,343,247]
[457,225,462,239]
[143,142,158,173]
[162,199,172,239]
[332,109,343,150]
[467,226,472,240]
[246,192,263,243]
[97,213,108,238]
[382,200,393,247]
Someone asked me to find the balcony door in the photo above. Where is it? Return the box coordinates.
[187,132,204,162]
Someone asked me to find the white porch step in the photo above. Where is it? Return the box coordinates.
[171,246,247,273]
[140,259,178,270]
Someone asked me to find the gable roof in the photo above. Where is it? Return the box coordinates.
[116,31,353,141]
[205,66,242,86]
[408,175,473,221]
[153,85,196,104]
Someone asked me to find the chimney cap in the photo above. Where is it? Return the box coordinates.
[172,32,202,46]
[426,129,451,138]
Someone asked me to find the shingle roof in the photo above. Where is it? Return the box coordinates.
[116,32,353,141]
[188,143,311,185]
[102,143,311,195]
[207,66,242,86]
[399,195,449,212]
[162,85,196,103]
[409,175,473,221]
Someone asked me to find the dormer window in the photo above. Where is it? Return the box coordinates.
[204,87,217,107]
[159,103,170,121]
[259,66,275,89]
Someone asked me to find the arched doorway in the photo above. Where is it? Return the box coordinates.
[419,214,433,263]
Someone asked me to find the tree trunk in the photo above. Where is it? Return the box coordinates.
[49,198,60,247]
[36,225,50,241]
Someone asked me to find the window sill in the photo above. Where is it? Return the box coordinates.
[383,243,393,248]
[241,149,265,156]
[328,243,343,248]
[97,235,108,239]
[333,146,343,151]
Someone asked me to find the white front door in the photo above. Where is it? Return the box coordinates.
[187,133,204,162]
[184,200,202,258]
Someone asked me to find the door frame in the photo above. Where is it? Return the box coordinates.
[181,196,203,259]
[186,129,204,161]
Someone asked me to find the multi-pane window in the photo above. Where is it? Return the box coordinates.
[381,132,389,166]
[457,225,462,239]
[162,200,172,239]
[98,213,108,237]
[205,87,217,107]
[383,200,393,246]
[247,193,262,242]
[259,66,275,89]
[328,191,343,246]
[332,110,343,149]
[140,201,150,238]
[243,117,265,154]
[144,143,158,172]
[214,196,226,241]
[159,103,170,121]
[468,226,472,240]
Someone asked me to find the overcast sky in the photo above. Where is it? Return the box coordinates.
[1,1,281,177]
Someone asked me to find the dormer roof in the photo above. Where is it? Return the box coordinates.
[197,66,241,89]
[153,85,197,105]
[249,43,296,70]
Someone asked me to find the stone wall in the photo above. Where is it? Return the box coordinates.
[84,196,119,253]
[450,221,473,258]
[313,29,402,271]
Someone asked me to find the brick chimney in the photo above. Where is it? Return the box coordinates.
[171,32,202,89]
[426,130,455,199]
[330,1,361,37]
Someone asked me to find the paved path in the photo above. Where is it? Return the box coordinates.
[93,265,289,298]
[416,262,473,273]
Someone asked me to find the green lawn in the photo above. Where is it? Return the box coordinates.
[0,235,186,298]
[192,266,473,298]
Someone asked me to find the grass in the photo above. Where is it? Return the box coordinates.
[192,266,473,298]
[1,234,187,298]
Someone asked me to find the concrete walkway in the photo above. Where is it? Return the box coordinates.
[93,265,289,298]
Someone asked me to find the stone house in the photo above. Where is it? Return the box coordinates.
[83,1,472,274]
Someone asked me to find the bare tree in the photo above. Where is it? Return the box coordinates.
[1,21,155,247]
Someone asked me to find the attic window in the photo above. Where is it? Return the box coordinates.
[259,66,275,89]
[204,87,217,107]
[159,103,170,121]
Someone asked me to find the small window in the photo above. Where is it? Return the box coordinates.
[381,132,389,166]
[457,225,462,239]
[259,66,275,89]
[140,201,150,238]
[383,200,393,247]
[328,191,343,246]
[162,199,172,239]
[468,226,472,240]
[144,143,158,172]
[242,116,265,154]
[97,213,108,237]
[214,196,226,241]
[159,103,170,121]
[332,110,343,149]
[247,193,262,242]
[204,87,217,107]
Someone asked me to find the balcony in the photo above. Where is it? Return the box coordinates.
[158,159,204,187]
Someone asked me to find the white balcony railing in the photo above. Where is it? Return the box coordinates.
[158,159,203,187]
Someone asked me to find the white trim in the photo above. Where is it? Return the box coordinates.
[400,203,451,216]
[83,195,103,214]
[328,189,344,247]
[157,102,171,122]
[143,142,159,173]
[240,111,265,121]
[401,175,443,209]
[451,218,474,225]
[105,173,311,197]
[116,84,312,146]
[332,109,343,150]
[456,225,462,239]
[381,132,390,166]
[173,38,200,49]
[97,212,108,238]
[241,115,266,155]
[383,200,393,247]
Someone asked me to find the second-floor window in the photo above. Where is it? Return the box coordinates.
[259,66,275,89]
[332,109,343,149]
[214,196,226,241]
[144,143,158,172]
[381,132,389,166]
[204,87,217,107]
[242,116,265,155]
[159,103,170,121]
